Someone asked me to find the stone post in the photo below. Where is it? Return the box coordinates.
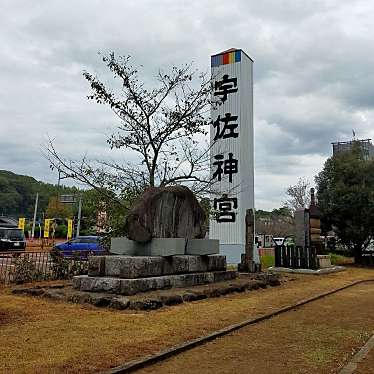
[245,209,254,270]
[238,208,258,272]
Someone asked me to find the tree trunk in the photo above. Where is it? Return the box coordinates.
[149,170,155,187]
[353,244,363,264]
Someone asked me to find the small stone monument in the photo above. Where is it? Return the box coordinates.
[309,188,322,245]
[295,188,332,269]
[126,186,206,242]
[111,186,219,256]
[238,209,260,272]
[73,186,236,295]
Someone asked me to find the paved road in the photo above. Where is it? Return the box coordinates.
[138,282,374,374]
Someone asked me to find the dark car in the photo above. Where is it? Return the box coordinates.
[54,236,105,257]
[0,227,26,251]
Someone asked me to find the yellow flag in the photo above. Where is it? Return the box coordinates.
[18,217,25,231]
[44,219,51,238]
[67,219,73,239]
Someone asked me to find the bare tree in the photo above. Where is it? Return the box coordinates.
[283,177,311,212]
[45,53,213,201]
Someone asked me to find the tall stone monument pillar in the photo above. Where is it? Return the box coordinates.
[209,49,255,264]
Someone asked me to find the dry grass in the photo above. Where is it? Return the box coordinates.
[138,283,374,374]
[329,253,355,265]
[1,268,374,373]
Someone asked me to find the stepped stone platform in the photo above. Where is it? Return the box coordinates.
[12,272,282,311]
[110,237,219,256]
[73,255,236,296]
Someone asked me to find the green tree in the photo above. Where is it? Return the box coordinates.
[45,196,73,219]
[316,143,374,263]
[0,169,80,218]
[80,188,139,237]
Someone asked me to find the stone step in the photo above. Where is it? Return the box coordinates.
[73,270,237,296]
[110,238,219,257]
[88,255,226,279]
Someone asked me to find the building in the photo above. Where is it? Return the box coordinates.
[0,216,18,228]
[331,139,374,159]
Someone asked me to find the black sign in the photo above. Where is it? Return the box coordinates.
[213,113,239,141]
[214,195,238,222]
[214,74,238,103]
[212,153,238,183]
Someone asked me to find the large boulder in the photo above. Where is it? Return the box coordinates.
[126,186,206,243]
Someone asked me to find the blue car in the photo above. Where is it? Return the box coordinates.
[54,236,105,257]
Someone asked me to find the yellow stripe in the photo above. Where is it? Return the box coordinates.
[229,52,234,64]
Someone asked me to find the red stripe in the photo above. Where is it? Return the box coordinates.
[223,53,229,64]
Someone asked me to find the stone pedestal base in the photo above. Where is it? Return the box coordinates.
[73,254,236,296]
[73,270,237,296]
[238,253,261,273]
[88,255,226,278]
[110,237,219,256]
[317,254,332,268]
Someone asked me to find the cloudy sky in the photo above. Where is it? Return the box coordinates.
[1,0,373,210]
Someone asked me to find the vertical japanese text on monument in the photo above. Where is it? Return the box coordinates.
[214,74,238,103]
[212,74,239,223]
[214,195,238,223]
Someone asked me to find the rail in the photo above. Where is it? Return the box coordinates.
[0,250,97,284]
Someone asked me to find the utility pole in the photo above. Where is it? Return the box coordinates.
[76,196,82,237]
[31,193,39,239]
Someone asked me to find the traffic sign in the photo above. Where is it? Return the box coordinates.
[60,194,76,204]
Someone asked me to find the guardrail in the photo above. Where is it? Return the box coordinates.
[274,244,318,269]
[0,250,97,284]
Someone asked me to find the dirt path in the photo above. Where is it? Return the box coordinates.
[1,268,374,373]
[138,282,374,374]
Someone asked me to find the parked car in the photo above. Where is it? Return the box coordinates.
[0,227,26,251]
[54,236,105,257]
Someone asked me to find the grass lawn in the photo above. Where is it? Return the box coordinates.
[329,252,355,265]
[137,282,374,374]
[260,254,275,268]
[1,268,374,373]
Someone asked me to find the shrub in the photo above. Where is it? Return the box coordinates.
[50,249,89,279]
[12,256,43,284]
